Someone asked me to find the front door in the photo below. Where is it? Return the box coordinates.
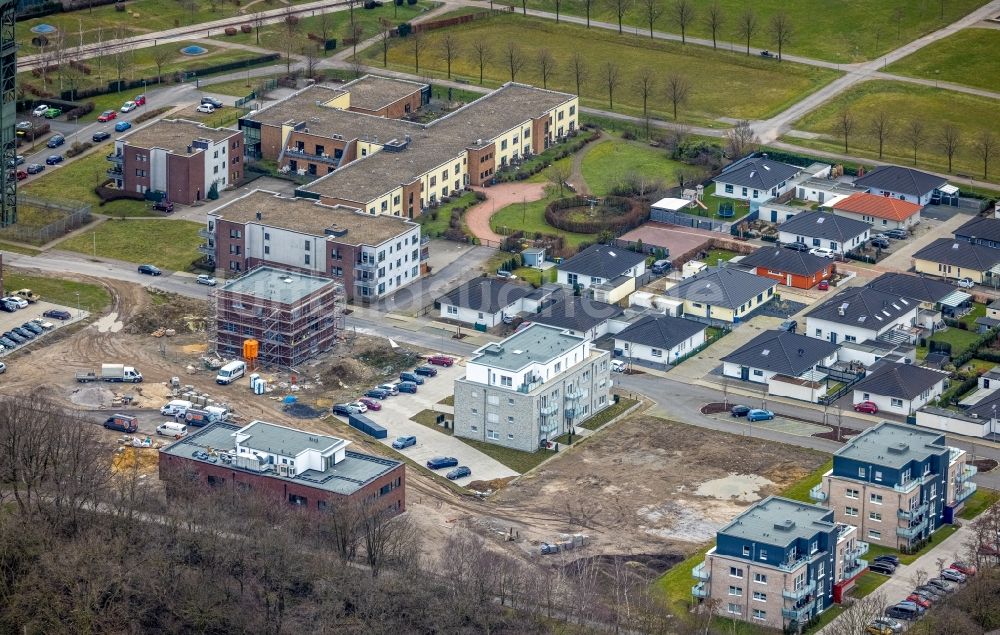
[741,366,750,381]
[830,332,838,344]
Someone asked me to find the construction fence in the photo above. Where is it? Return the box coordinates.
[0,196,92,245]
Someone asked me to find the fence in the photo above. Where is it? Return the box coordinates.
[235,78,278,108]
[409,6,512,33]
[0,196,92,245]
[816,365,865,405]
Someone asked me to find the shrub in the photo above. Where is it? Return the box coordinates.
[545,196,648,234]
[65,141,94,158]
[620,129,636,141]
[64,101,95,120]
[397,23,412,37]
[443,228,467,241]
[407,0,417,5]
[242,24,253,33]
[474,191,487,202]
[225,27,238,36]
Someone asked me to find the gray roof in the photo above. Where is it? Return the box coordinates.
[955,216,1000,243]
[529,296,623,333]
[805,286,915,329]
[866,272,963,305]
[716,157,801,191]
[853,361,947,400]
[835,421,947,469]
[722,330,839,376]
[966,389,1000,419]
[160,422,402,495]
[738,246,831,277]
[237,420,346,457]
[468,323,585,372]
[778,211,871,242]
[718,496,835,548]
[614,315,706,350]
[437,277,533,314]
[558,244,646,279]
[667,267,777,310]
[854,166,947,198]
[912,238,1000,272]
[219,266,336,303]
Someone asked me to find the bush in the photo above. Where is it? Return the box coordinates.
[407,0,417,5]
[474,191,487,202]
[64,141,94,158]
[620,129,636,141]
[545,196,649,234]
[64,101,95,120]
[397,22,412,37]
[241,24,253,33]
[225,26,238,36]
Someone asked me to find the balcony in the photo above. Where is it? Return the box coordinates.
[956,481,977,503]
[897,518,929,540]
[284,148,338,165]
[198,228,214,240]
[781,600,816,621]
[782,580,816,601]
[692,582,708,598]
[892,479,921,494]
[958,465,978,483]
[356,260,377,272]
[840,558,867,580]
[197,243,216,256]
[565,388,588,401]
[692,562,710,581]
[809,484,827,502]
[106,153,123,164]
[846,541,869,560]
[774,556,810,573]
[540,403,558,416]
[106,167,122,178]
[355,279,377,291]
[898,502,929,521]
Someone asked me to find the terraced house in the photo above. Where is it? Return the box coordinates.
[239,75,578,219]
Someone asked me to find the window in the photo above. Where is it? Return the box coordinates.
[470,425,478,431]
[727,603,740,615]
[846,488,859,499]
[508,398,515,406]
[845,506,858,517]
[725,184,734,194]
[753,591,766,602]
[487,396,500,405]
[288,494,307,506]
[743,546,751,557]
[471,408,479,414]
[874,470,883,482]
[868,530,881,540]
[507,416,514,423]
[304,254,310,265]
[870,493,883,504]
[447,305,458,315]
[728,586,742,596]
[651,348,663,358]
[759,549,767,560]
[486,429,499,440]
[753,369,764,376]
[501,376,512,387]
[753,573,767,584]
[730,567,743,578]
[487,412,499,423]
[815,328,822,337]
[858,467,866,478]
[869,512,882,522]
[890,398,903,408]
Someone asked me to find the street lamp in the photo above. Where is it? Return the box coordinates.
[75,291,80,317]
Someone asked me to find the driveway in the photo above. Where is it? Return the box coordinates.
[668,314,784,382]
[374,243,496,315]
[877,212,975,272]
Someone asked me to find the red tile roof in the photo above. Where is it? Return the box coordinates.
[833,192,921,222]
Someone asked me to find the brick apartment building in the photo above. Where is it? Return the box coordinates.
[810,421,976,550]
[693,496,868,631]
[108,118,243,204]
[206,189,422,302]
[159,420,405,514]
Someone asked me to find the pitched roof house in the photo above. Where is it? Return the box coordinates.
[954,216,1000,249]
[556,244,646,290]
[614,315,707,364]
[854,166,948,206]
[722,330,839,386]
[666,267,777,323]
[714,157,802,203]
[805,286,918,345]
[832,192,922,230]
[737,247,833,289]
[852,362,948,416]
[912,238,1000,285]
[777,211,871,254]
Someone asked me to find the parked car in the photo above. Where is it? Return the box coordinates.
[950,561,977,576]
[46,134,64,148]
[195,104,216,114]
[31,318,54,330]
[414,365,438,377]
[426,456,459,470]
[0,337,14,349]
[399,371,425,385]
[153,200,174,212]
[97,110,117,122]
[196,274,217,286]
[138,264,161,276]
[358,397,382,411]
[32,104,49,117]
[869,561,896,575]
[392,435,416,449]
[854,401,879,414]
[886,229,909,240]
[347,401,367,413]
[871,237,890,249]
[4,331,24,344]
[0,300,16,312]
[397,381,418,394]
[784,242,810,252]
[651,259,671,274]
[873,554,900,568]
[610,359,626,373]
[809,247,837,259]
[45,154,63,165]
[913,586,944,601]
[43,309,72,320]
[134,94,146,106]
[377,383,399,395]
[957,277,975,289]
[730,405,751,417]
[26,163,44,174]
[427,355,455,366]
[92,131,111,142]
[365,388,390,400]
[446,466,472,480]
[8,154,24,166]
[884,603,923,620]
[865,617,903,634]
[14,170,26,181]
[817,280,830,290]
[746,409,774,422]
[12,327,33,340]
[201,96,224,108]
[940,568,967,583]
[332,403,360,416]
[43,107,62,119]
[778,319,797,332]
[925,578,955,593]
[905,594,931,608]
[15,121,32,131]
[120,100,137,112]
[3,296,27,309]
[114,121,132,132]
[22,322,43,334]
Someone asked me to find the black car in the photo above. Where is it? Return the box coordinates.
[138,264,162,276]
[92,131,111,142]
[25,163,44,174]
[783,242,809,252]
[399,371,425,385]
[201,96,224,108]
[0,337,15,349]
[365,388,390,400]
[4,331,24,344]
[869,562,896,575]
[43,309,72,320]
[0,300,16,312]
[730,405,751,417]
[21,322,43,334]
[414,365,438,377]
[12,327,34,340]
[46,134,64,148]
[871,237,890,249]
[873,554,901,568]
[886,229,909,240]
[426,456,459,470]
[45,154,63,165]
[331,404,356,416]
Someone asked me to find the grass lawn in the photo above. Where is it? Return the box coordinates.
[803,605,845,634]
[579,397,638,431]
[437,395,454,406]
[202,74,280,98]
[850,572,889,599]
[365,14,840,127]
[455,436,554,474]
[579,140,687,195]
[512,266,556,287]
[1,273,110,312]
[703,248,739,265]
[782,459,832,503]
[864,524,959,567]
[958,487,1000,520]
[789,80,1000,183]
[886,27,1000,93]
[490,189,593,248]
[0,241,43,255]
[411,408,453,435]
[496,0,986,63]
[961,303,987,328]
[417,190,479,238]
[963,358,997,374]
[58,219,203,271]
[928,327,981,358]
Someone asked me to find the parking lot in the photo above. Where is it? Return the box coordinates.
[335,362,519,486]
[0,300,88,358]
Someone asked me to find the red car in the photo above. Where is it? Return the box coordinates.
[906,594,932,608]
[15,170,27,181]
[951,561,977,576]
[97,110,117,122]
[427,355,455,367]
[854,401,878,414]
[817,280,830,290]
[134,94,146,106]
[358,397,382,411]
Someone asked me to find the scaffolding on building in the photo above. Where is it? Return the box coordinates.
[0,0,17,227]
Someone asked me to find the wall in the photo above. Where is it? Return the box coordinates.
[244,224,325,274]
[833,208,919,231]
[823,474,922,549]
[464,338,591,388]
[684,300,736,323]
[853,379,944,416]
[467,144,496,186]
[705,551,808,631]
[616,329,706,365]
[913,258,986,284]
[440,302,505,328]
[751,265,830,290]
[915,409,999,438]
[258,123,284,160]
[777,229,869,254]
[768,377,826,403]
[806,310,916,345]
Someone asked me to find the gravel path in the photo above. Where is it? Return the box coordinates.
[463,183,548,244]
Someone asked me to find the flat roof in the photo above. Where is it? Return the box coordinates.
[469,323,584,372]
[161,422,401,495]
[719,496,834,547]
[219,265,335,303]
[120,118,238,154]
[342,74,426,111]
[237,420,346,457]
[209,189,416,246]
[835,421,946,469]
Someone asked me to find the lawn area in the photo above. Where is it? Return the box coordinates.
[455,436,554,474]
[0,241,43,255]
[781,459,832,503]
[961,303,987,328]
[886,27,1000,93]
[789,80,1000,183]
[580,397,638,431]
[928,326,981,358]
[365,14,840,127]
[416,190,479,238]
[58,219,203,271]
[803,605,845,634]
[958,487,1000,521]
[203,75,280,98]
[490,189,593,249]
[511,266,557,287]
[864,524,959,566]
[21,145,150,217]
[579,140,687,196]
[411,408,453,435]
[496,0,986,63]
[1,273,110,312]
[703,248,739,265]
[850,571,889,599]
[437,395,454,406]
[962,358,997,374]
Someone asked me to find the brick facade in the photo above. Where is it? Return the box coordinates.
[750,265,832,290]
[467,143,496,186]
[823,475,922,549]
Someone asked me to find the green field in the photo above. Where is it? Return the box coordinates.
[490,190,592,248]
[496,0,987,63]
[886,27,1000,93]
[790,80,1000,182]
[958,487,1000,520]
[1,273,110,312]
[58,219,203,271]
[364,15,840,127]
[580,140,688,196]
[202,74,281,97]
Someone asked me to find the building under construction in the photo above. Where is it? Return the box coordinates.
[213,266,344,368]
[0,0,17,227]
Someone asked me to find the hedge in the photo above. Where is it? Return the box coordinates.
[544,195,648,234]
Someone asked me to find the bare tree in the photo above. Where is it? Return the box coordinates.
[379,18,392,66]
[672,0,695,44]
[537,48,556,89]
[602,61,620,109]
[736,7,758,56]
[903,118,925,165]
[521,0,527,14]
[283,9,301,74]
[973,130,997,180]
[349,22,365,60]
[634,67,656,137]
[150,44,174,82]
[705,1,724,49]
[545,162,571,197]
[868,110,892,159]
[823,592,889,635]
[725,119,759,158]
[440,33,459,79]
[253,11,265,45]
[664,71,691,120]
[608,0,631,34]
[569,52,587,97]
[894,6,904,40]
[411,30,425,74]
[640,0,663,38]
[302,40,319,78]
[769,11,792,61]
[939,124,961,172]
[504,41,525,82]
[360,500,414,578]
[835,108,854,153]
[471,40,490,85]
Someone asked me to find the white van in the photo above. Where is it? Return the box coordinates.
[610,360,626,373]
[216,360,246,385]
[156,421,188,438]
[160,399,193,417]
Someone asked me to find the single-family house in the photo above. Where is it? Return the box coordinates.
[437,277,534,328]
[722,330,839,402]
[912,238,1000,285]
[853,166,949,206]
[737,246,832,289]
[665,267,777,323]
[866,272,970,324]
[805,287,918,346]
[613,315,707,365]
[977,299,1000,333]
[852,361,947,416]
[557,244,646,290]
[525,295,625,342]
[794,176,865,205]
[954,216,1000,249]
[777,211,871,255]
[831,192,922,230]
[713,156,803,203]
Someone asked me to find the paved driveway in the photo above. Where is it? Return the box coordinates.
[0,300,89,358]
[668,314,784,382]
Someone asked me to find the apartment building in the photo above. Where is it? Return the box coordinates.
[810,422,976,550]
[159,420,405,513]
[109,118,243,204]
[453,324,612,452]
[206,189,422,302]
[692,496,868,631]
[240,77,578,219]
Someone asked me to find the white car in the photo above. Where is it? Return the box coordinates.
[808,247,837,259]
[196,274,217,286]
[32,104,49,117]
[348,401,368,413]
[31,318,54,330]
[610,359,626,373]
[0,362,6,373]
[3,296,27,309]
[957,277,975,288]
[195,104,215,114]
[120,101,137,113]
